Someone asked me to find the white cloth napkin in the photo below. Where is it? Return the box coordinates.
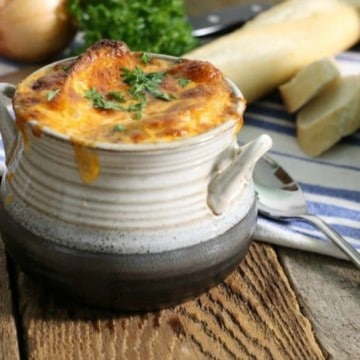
[240,51,360,259]
[0,52,359,259]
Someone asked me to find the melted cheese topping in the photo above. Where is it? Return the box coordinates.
[14,40,244,145]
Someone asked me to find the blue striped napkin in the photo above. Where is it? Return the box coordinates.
[241,51,360,260]
[0,52,359,260]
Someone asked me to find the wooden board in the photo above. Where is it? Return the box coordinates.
[278,248,360,360]
[12,242,324,360]
[0,239,19,360]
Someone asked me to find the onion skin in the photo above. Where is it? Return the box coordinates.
[0,0,76,63]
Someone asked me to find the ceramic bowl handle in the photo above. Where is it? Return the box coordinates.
[0,83,17,161]
[207,134,272,215]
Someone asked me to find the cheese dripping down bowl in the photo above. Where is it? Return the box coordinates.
[0,40,272,311]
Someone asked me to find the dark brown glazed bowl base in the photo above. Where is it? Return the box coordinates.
[0,201,257,311]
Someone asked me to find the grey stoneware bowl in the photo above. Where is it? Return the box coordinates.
[0,54,271,311]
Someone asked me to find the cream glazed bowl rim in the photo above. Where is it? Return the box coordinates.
[18,53,246,152]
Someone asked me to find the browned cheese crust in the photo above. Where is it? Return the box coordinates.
[14,40,244,144]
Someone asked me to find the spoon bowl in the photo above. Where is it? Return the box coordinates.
[253,155,360,269]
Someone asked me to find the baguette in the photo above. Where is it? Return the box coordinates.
[296,75,360,156]
[185,0,360,103]
[279,58,340,113]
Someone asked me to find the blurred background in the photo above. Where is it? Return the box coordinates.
[185,0,282,15]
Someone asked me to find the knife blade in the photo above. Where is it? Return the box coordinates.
[189,2,272,38]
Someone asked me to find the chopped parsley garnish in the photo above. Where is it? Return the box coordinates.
[113,124,126,132]
[62,64,72,72]
[121,67,173,101]
[84,88,123,110]
[178,78,191,87]
[141,52,150,64]
[47,89,60,101]
[108,91,125,103]
[84,67,175,121]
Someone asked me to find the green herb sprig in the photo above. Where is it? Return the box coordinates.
[84,88,124,111]
[84,67,175,120]
[47,89,60,101]
[121,67,174,101]
[177,78,191,87]
[141,52,150,64]
[113,124,126,132]
[68,0,198,56]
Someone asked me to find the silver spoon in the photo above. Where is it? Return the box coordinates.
[253,155,360,269]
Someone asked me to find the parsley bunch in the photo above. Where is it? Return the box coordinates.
[68,0,198,56]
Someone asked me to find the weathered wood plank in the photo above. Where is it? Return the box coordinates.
[278,248,360,360]
[16,242,324,360]
[0,238,20,360]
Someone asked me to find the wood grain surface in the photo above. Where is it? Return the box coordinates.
[0,239,19,360]
[278,248,360,360]
[5,241,323,360]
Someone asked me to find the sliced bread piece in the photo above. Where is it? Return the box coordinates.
[296,75,360,156]
[279,58,340,113]
[185,0,360,102]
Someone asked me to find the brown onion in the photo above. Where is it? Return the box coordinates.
[0,0,76,63]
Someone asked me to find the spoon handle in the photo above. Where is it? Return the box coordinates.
[302,214,360,269]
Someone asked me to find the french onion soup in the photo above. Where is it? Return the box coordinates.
[13,40,244,145]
